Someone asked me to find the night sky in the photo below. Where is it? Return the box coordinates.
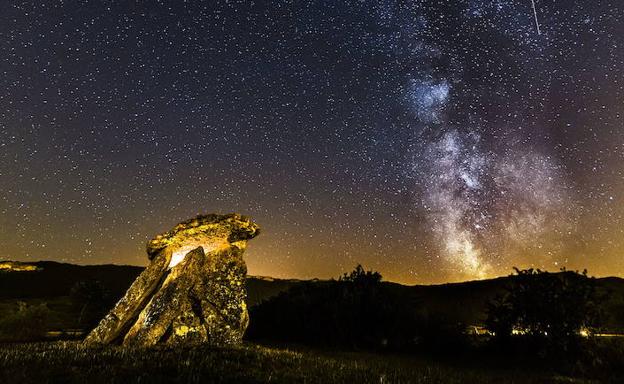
[1,1,623,284]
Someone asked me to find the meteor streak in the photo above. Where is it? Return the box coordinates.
[531,0,541,35]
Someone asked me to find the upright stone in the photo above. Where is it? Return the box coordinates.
[84,213,260,347]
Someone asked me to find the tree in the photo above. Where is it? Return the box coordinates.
[0,302,50,342]
[70,280,108,330]
[339,264,382,286]
[486,268,603,351]
[248,265,418,349]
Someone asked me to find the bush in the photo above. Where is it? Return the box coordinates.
[0,302,50,342]
[485,268,603,353]
[339,264,382,285]
[247,265,467,351]
[248,265,406,349]
[69,280,109,330]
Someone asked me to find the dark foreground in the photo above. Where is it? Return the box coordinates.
[0,341,612,384]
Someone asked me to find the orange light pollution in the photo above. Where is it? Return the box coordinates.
[1,2,623,285]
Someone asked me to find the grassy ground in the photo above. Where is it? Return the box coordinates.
[0,341,609,384]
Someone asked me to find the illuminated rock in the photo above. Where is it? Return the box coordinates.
[84,213,259,347]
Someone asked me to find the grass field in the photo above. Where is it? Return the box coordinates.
[0,341,611,384]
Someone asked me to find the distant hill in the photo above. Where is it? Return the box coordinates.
[0,261,304,307]
[0,261,143,301]
[1,261,623,330]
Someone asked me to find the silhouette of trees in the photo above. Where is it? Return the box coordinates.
[486,268,603,351]
[70,280,109,330]
[339,264,382,286]
[248,265,416,349]
[247,264,467,351]
[0,302,50,341]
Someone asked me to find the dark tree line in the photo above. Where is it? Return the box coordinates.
[69,279,111,330]
[0,279,111,341]
[248,265,606,358]
[486,268,604,353]
[246,264,466,351]
[0,302,50,342]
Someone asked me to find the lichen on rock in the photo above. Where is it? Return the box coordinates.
[84,213,259,347]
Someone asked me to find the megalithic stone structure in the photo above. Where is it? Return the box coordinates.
[84,213,260,347]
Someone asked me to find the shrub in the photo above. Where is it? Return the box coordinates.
[248,265,404,348]
[69,280,109,330]
[0,302,50,342]
[247,265,467,351]
[485,267,603,353]
[338,264,382,285]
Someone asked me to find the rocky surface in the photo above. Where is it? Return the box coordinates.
[84,213,259,347]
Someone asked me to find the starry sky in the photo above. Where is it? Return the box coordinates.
[1,0,623,284]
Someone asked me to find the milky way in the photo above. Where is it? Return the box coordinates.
[1,1,623,283]
[394,6,575,278]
